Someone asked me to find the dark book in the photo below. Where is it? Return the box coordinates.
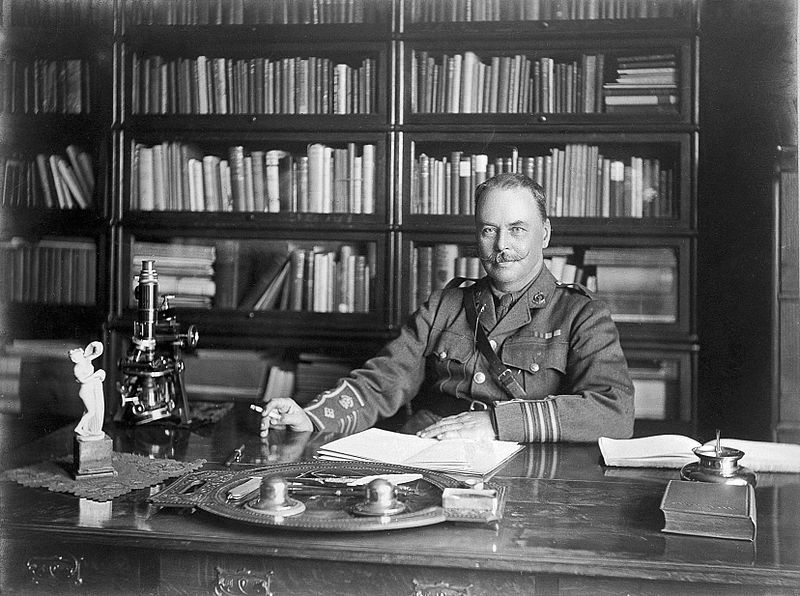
[228,145,247,211]
[213,240,243,309]
[253,258,291,311]
[250,150,266,212]
[278,152,295,213]
[660,480,756,541]
[237,252,289,311]
[416,245,433,307]
[287,249,307,311]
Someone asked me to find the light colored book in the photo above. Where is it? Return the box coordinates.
[599,435,800,473]
[361,143,375,214]
[56,157,89,209]
[316,428,523,480]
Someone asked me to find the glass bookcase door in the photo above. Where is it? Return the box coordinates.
[399,131,691,230]
[123,132,386,220]
[399,234,691,336]
[123,234,380,315]
[626,348,695,435]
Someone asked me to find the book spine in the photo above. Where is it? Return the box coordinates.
[265,150,281,213]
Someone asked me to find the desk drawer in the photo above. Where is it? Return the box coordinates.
[1,537,157,595]
[160,551,537,596]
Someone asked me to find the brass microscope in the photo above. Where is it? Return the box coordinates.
[118,259,199,425]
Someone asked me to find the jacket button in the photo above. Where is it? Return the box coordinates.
[530,363,540,372]
[489,339,497,350]
[439,351,447,360]
[473,372,486,384]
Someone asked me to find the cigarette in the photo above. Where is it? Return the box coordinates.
[249,404,281,420]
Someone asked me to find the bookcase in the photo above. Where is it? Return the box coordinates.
[4,0,702,436]
[105,0,397,407]
[0,1,113,344]
[396,0,699,435]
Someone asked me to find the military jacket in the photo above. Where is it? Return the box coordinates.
[304,267,635,442]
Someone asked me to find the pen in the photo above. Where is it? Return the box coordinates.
[224,444,245,467]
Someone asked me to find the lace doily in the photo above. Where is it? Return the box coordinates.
[1,452,206,502]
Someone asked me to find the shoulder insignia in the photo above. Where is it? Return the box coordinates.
[556,282,593,298]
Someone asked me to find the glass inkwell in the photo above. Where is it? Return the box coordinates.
[680,430,757,487]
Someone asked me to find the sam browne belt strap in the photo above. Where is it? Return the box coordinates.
[463,287,527,401]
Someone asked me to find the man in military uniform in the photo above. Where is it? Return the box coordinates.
[261,173,634,442]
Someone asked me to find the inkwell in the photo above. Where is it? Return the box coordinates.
[680,430,757,487]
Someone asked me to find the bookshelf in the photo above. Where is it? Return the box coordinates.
[0,0,112,345]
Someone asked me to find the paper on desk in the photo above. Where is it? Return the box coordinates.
[316,428,523,478]
[599,434,800,472]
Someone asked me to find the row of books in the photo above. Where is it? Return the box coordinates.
[131,54,377,116]
[0,0,111,27]
[233,245,374,313]
[132,239,375,314]
[410,144,674,218]
[0,58,91,115]
[545,247,677,324]
[131,141,376,214]
[405,243,678,324]
[0,146,95,210]
[126,0,383,25]
[603,53,678,112]
[408,243,482,311]
[122,0,688,27]
[543,247,594,287]
[407,0,690,22]
[0,237,96,305]
[411,51,606,115]
[131,241,217,309]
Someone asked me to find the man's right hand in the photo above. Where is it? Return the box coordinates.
[260,398,314,437]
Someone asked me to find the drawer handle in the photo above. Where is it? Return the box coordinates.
[412,579,473,596]
[215,567,273,596]
[26,553,83,586]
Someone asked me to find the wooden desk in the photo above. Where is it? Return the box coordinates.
[2,406,799,595]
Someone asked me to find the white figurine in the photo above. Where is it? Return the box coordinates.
[69,341,106,439]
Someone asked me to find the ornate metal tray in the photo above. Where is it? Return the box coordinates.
[150,460,484,532]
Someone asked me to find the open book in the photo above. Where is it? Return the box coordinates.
[599,434,800,473]
[316,428,523,480]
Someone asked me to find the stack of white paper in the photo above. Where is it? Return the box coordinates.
[316,428,523,479]
[599,434,800,472]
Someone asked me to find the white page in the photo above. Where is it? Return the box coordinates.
[702,439,800,473]
[317,428,522,476]
[317,428,437,465]
[599,434,701,468]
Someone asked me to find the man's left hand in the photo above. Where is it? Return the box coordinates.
[416,411,495,440]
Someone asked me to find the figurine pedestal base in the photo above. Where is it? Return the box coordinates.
[73,434,117,480]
